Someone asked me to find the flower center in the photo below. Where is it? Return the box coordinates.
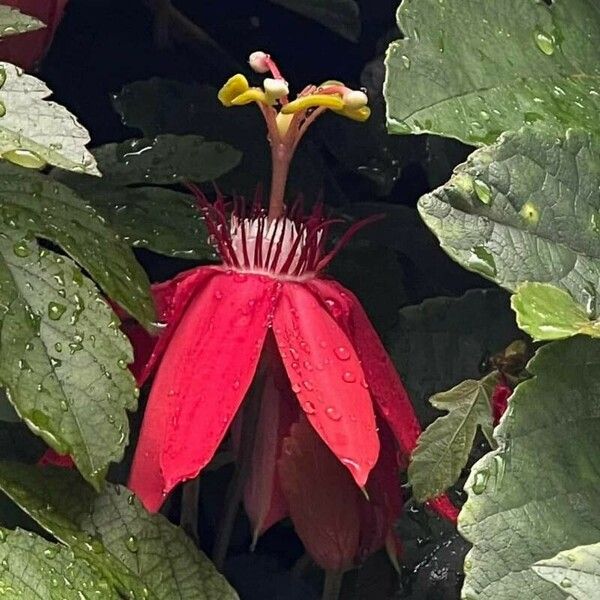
[188,184,381,281]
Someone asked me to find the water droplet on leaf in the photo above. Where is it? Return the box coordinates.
[534,30,556,55]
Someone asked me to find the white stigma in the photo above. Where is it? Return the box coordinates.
[343,90,368,109]
[248,51,270,73]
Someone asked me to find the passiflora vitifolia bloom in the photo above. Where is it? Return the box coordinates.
[120,52,458,568]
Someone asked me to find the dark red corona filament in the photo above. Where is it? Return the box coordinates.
[187,184,382,278]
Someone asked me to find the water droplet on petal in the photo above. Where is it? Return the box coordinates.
[342,371,356,383]
[302,401,316,414]
[334,346,351,361]
[325,406,342,421]
[302,380,314,391]
[291,382,302,394]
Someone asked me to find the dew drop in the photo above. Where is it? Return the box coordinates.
[12,240,30,258]
[0,102,6,119]
[117,358,127,370]
[2,148,47,170]
[342,371,356,383]
[125,536,138,553]
[302,401,316,414]
[302,380,314,391]
[291,382,302,394]
[334,346,351,361]
[325,406,342,421]
[560,577,572,588]
[48,302,66,321]
[471,468,490,494]
[534,30,555,55]
[473,179,492,204]
[401,54,411,69]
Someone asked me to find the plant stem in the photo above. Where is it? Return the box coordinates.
[212,367,265,570]
[180,477,201,544]
[321,570,344,600]
[268,144,292,220]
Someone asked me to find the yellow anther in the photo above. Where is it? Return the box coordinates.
[281,94,345,114]
[335,105,371,122]
[218,74,250,107]
[230,88,269,105]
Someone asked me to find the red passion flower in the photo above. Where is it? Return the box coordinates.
[33,51,459,568]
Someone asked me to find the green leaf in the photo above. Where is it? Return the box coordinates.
[384,0,600,144]
[87,185,214,260]
[0,6,44,38]
[92,135,241,186]
[0,527,120,599]
[269,0,360,41]
[389,289,521,425]
[511,282,600,341]
[0,232,137,488]
[0,463,239,600]
[418,128,600,309]
[0,164,155,327]
[459,336,600,599]
[408,372,499,502]
[532,542,600,599]
[0,63,99,174]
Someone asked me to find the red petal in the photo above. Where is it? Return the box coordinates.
[38,448,74,469]
[307,279,420,458]
[241,346,297,545]
[426,495,459,524]
[0,1,69,70]
[358,420,404,561]
[139,267,219,385]
[492,377,512,426]
[128,272,275,511]
[278,417,361,571]
[273,283,379,488]
[308,279,458,522]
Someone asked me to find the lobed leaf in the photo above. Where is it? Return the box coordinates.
[0,232,137,488]
[0,163,155,327]
[0,63,99,174]
[385,0,600,144]
[0,5,45,38]
[0,527,120,599]
[0,463,239,600]
[532,542,600,599]
[408,372,498,502]
[459,337,600,599]
[418,128,600,309]
[511,282,600,341]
